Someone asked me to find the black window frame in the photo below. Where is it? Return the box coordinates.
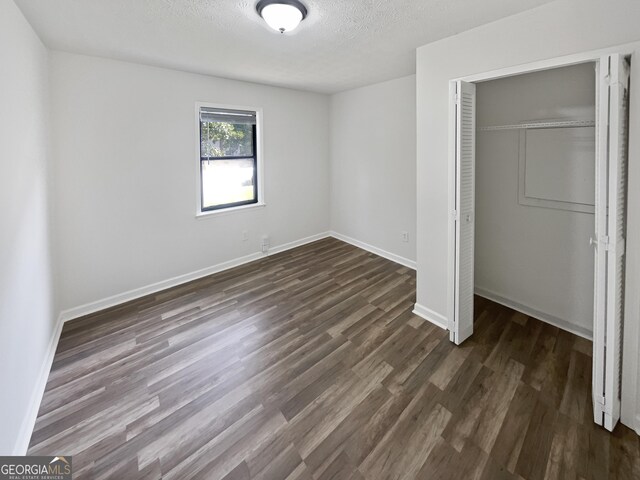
[199,111,259,212]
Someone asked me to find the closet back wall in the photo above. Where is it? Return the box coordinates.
[475,63,596,337]
[51,52,330,313]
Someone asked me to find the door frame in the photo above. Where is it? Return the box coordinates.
[446,42,639,432]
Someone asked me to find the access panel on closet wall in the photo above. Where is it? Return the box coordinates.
[474,62,596,338]
[519,126,595,213]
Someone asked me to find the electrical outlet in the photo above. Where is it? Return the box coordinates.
[261,236,270,253]
[401,231,409,243]
[242,230,249,241]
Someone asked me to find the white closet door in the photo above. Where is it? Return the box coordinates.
[452,80,476,345]
[593,54,630,431]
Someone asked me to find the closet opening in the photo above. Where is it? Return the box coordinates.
[475,63,596,339]
[447,54,631,431]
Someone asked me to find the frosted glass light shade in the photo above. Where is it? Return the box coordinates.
[260,3,305,33]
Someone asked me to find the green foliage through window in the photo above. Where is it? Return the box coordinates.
[198,108,258,211]
[200,121,253,158]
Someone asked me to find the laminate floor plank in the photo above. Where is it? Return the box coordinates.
[27,238,639,479]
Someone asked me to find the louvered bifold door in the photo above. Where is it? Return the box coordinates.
[593,54,630,431]
[452,81,476,345]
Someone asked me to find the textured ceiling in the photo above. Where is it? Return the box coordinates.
[15,0,556,94]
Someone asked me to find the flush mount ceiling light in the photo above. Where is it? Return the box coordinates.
[256,0,308,34]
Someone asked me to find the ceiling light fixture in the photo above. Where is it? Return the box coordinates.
[256,0,308,34]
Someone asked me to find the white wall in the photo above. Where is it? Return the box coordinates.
[51,52,330,313]
[330,75,416,265]
[416,0,640,429]
[0,0,56,455]
[475,63,596,337]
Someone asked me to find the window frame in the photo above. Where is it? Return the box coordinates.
[195,102,265,217]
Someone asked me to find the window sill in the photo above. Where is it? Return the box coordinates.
[196,202,266,220]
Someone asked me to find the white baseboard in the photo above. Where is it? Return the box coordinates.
[329,231,416,270]
[58,253,264,322]
[268,232,330,256]
[412,303,448,330]
[12,312,65,455]
[60,232,331,323]
[475,286,593,340]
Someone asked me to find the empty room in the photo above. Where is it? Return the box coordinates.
[2,0,640,478]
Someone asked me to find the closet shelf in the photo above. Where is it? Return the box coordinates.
[477,119,595,131]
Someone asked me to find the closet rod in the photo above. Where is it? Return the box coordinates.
[477,119,595,131]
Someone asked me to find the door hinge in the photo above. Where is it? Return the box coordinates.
[454,93,460,104]
[596,394,606,407]
[453,210,459,221]
[595,235,611,251]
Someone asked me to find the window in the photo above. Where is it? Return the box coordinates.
[198,106,260,212]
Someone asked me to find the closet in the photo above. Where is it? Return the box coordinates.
[448,54,630,431]
[475,63,596,338]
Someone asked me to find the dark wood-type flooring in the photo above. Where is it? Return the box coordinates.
[28,237,640,479]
